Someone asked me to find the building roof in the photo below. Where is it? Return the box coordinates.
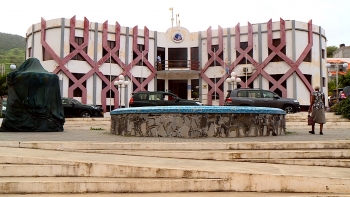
[327,58,350,70]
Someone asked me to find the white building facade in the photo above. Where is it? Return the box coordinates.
[25,16,328,111]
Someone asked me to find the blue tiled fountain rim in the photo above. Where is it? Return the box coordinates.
[111,106,286,115]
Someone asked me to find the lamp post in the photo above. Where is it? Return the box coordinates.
[225,71,241,90]
[114,75,129,108]
[326,62,348,103]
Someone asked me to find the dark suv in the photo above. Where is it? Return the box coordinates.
[129,91,203,107]
[224,89,300,113]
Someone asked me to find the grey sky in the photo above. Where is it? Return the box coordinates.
[1,0,348,47]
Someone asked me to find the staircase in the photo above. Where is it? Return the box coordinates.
[0,140,350,196]
[0,112,349,196]
[286,112,350,129]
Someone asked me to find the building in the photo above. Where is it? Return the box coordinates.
[333,44,350,58]
[25,16,328,111]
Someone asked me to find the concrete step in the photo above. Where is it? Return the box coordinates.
[1,147,350,194]
[77,149,350,160]
[231,159,350,167]
[0,177,226,194]
[286,121,350,129]
[2,141,350,150]
[1,192,349,197]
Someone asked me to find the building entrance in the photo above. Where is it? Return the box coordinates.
[168,80,187,99]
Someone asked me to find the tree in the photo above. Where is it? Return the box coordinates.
[338,70,350,87]
[327,46,338,57]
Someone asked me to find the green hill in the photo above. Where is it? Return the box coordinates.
[0,32,26,74]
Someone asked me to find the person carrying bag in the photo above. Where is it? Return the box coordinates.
[308,85,326,135]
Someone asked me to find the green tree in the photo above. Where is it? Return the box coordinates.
[338,70,350,87]
[327,46,338,57]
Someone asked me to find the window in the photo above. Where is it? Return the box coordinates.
[322,77,326,87]
[28,47,32,58]
[262,90,274,98]
[304,49,312,62]
[191,79,199,99]
[237,90,247,97]
[247,90,261,98]
[168,48,187,68]
[62,98,68,105]
[190,47,199,70]
[70,37,87,61]
[136,93,148,100]
[208,45,223,66]
[103,41,119,63]
[133,44,147,66]
[149,93,162,100]
[164,93,177,101]
[268,39,286,62]
[322,49,325,59]
[236,42,253,64]
[42,47,53,61]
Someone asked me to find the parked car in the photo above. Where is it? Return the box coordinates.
[129,91,203,107]
[62,97,103,118]
[224,89,300,113]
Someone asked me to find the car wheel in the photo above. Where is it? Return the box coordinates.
[283,105,295,114]
[80,111,91,117]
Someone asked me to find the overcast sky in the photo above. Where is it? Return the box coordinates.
[1,0,348,47]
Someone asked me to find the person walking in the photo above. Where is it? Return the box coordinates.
[308,85,326,135]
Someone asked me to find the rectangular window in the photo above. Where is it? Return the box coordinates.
[28,47,32,58]
[133,44,147,66]
[322,49,325,59]
[208,45,223,67]
[70,37,87,61]
[168,48,188,68]
[103,41,119,63]
[190,47,199,70]
[268,39,286,62]
[191,79,199,99]
[323,77,326,87]
[42,47,53,61]
[236,42,253,64]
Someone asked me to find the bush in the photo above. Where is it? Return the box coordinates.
[335,98,350,119]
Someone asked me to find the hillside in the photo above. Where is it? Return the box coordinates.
[0,32,26,73]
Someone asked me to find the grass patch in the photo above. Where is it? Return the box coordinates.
[285,131,296,135]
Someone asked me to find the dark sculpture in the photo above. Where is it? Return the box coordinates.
[0,58,65,132]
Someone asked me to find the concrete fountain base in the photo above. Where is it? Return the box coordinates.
[110,106,286,138]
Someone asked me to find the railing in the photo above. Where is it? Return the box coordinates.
[156,60,200,71]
